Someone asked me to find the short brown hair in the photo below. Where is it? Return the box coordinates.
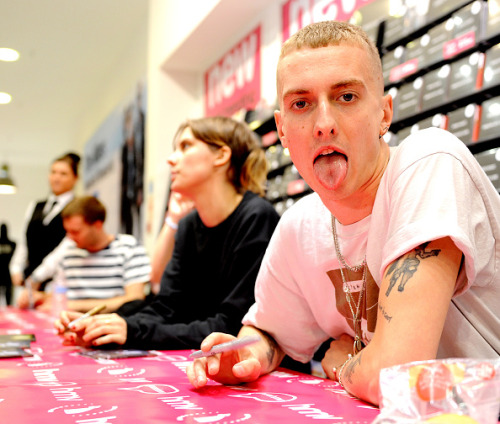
[174,116,268,197]
[62,196,106,224]
[53,152,81,177]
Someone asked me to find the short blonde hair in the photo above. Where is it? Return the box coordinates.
[278,21,383,92]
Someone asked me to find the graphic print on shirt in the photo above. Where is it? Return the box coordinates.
[326,267,379,344]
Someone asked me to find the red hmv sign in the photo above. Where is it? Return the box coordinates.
[282,0,377,42]
[204,26,261,117]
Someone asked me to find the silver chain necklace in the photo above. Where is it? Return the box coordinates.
[331,215,366,354]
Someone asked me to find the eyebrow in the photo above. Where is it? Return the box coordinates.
[331,78,365,90]
[282,78,365,100]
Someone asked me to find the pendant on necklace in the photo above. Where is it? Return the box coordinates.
[353,336,363,354]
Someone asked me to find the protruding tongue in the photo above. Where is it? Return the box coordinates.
[313,152,347,189]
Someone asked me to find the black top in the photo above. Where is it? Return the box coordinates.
[124,191,280,349]
[25,201,66,278]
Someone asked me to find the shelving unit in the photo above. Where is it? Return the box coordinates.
[249,0,500,215]
[376,0,500,192]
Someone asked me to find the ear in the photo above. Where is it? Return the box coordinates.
[379,93,393,136]
[274,110,288,148]
[93,220,104,231]
[213,145,232,168]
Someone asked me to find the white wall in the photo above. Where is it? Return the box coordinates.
[0,8,149,245]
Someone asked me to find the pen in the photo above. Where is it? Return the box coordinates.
[67,304,107,329]
[189,335,261,359]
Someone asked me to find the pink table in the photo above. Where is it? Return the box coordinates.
[0,308,379,423]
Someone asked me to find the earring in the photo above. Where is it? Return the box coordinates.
[379,126,389,139]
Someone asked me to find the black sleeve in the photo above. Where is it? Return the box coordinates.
[123,199,279,350]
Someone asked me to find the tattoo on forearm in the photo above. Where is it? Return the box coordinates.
[385,242,441,296]
[258,329,280,368]
[378,304,392,323]
[344,351,362,384]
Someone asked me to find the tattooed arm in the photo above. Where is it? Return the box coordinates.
[187,325,285,388]
[339,237,462,405]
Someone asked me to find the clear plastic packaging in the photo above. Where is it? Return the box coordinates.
[373,358,500,424]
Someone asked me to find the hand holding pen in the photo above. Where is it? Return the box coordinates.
[66,304,106,330]
[187,332,267,389]
[189,335,261,359]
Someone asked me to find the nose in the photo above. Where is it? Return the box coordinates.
[313,98,336,139]
[167,151,178,166]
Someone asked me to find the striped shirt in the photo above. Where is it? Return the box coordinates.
[61,234,151,300]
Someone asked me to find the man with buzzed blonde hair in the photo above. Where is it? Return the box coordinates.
[187,20,500,405]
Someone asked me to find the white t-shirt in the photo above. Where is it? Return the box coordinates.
[243,128,500,363]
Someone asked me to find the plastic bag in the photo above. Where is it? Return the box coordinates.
[372,358,500,424]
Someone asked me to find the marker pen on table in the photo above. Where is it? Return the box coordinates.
[189,335,261,359]
[67,304,107,329]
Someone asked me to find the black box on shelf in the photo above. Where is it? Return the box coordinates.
[479,96,500,141]
[349,0,390,44]
[404,35,428,72]
[447,103,481,145]
[394,78,423,120]
[265,144,283,171]
[448,52,485,102]
[402,0,430,34]
[396,126,413,144]
[484,0,500,41]
[474,148,500,192]
[382,131,399,147]
[483,43,500,90]
[266,174,285,201]
[394,114,448,146]
[421,65,451,112]
[444,1,486,59]
[422,20,454,68]
[382,14,407,47]
[279,147,293,167]
[412,114,448,132]
[382,46,405,86]
[426,0,474,23]
[451,1,486,39]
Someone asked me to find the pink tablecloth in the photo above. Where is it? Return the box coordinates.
[0,308,379,424]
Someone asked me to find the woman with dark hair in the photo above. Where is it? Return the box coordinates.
[56,117,280,350]
[10,152,80,290]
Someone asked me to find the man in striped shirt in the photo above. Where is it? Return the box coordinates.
[18,196,151,314]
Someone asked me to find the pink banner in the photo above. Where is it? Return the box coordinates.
[0,308,379,423]
[204,26,261,117]
[282,0,378,42]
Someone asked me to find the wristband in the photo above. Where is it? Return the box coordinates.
[165,216,178,230]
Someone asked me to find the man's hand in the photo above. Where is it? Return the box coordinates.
[321,334,355,381]
[11,272,24,287]
[54,312,127,347]
[16,288,46,309]
[186,332,263,389]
